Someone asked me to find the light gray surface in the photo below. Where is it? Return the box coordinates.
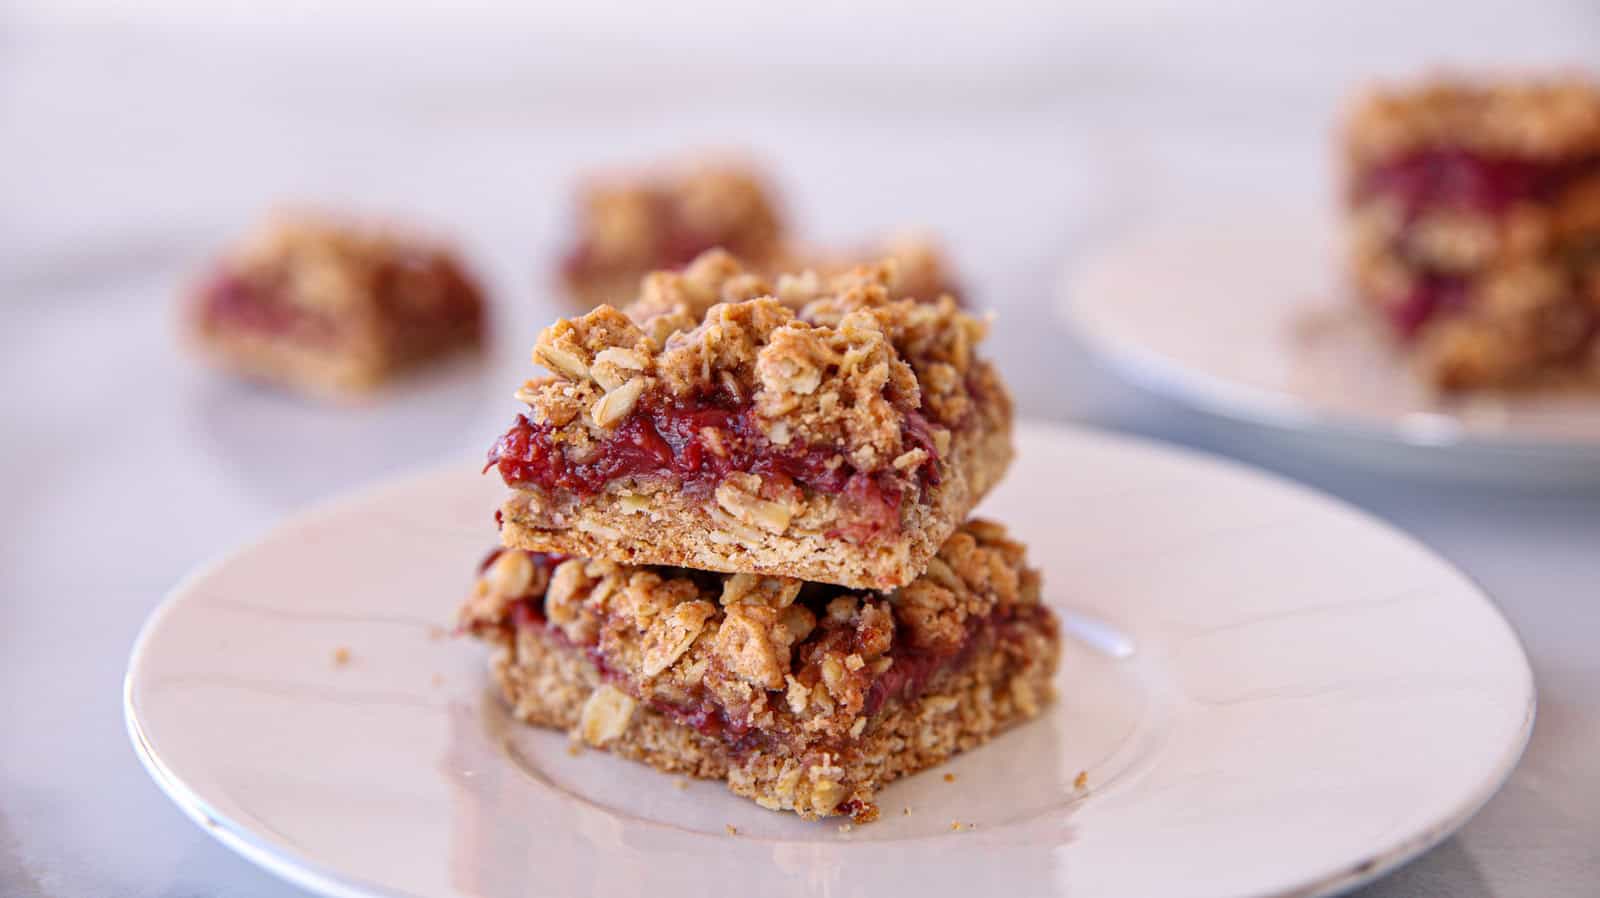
[4,11,1598,897]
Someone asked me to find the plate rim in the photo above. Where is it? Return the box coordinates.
[1058,226,1600,461]
[124,420,1538,898]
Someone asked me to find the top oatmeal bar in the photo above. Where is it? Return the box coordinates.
[488,251,1013,589]
[1344,76,1600,167]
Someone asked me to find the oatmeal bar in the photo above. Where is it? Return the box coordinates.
[487,251,1013,589]
[459,519,1059,822]
[1343,75,1600,389]
[558,161,786,308]
[188,212,486,395]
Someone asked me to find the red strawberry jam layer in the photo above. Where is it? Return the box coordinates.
[198,272,344,346]
[486,395,941,538]
[200,256,482,347]
[1359,149,1600,221]
[860,604,1049,719]
[503,585,1047,757]
[508,595,768,751]
[1387,275,1470,340]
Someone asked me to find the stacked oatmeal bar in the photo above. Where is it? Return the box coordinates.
[1344,76,1600,390]
[463,250,1058,823]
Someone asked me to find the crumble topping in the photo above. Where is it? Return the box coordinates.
[511,251,986,477]
[460,519,1046,747]
[1346,76,1600,164]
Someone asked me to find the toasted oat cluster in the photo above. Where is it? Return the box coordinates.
[1343,75,1600,389]
[459,519,1059,822]
[487,250,1012,588]
[187,212,486,395]
[559,162,786,308]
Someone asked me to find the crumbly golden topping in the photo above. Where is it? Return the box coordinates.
[459,519,1042,742]
[1345,75,1600,164]
[567,162,784,273]
[517,250,992,473]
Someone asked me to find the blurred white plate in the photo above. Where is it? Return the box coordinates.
[1062,216,1600,483]
[125,422,1533,898]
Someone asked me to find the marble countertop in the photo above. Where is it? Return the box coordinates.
[4,12,1597,897]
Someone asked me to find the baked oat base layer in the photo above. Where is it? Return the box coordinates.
[486,617,1057,823]
[499,398,1013,590]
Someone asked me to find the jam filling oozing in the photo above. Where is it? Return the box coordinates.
[1387,274,1470,340]
[858,605,1047,720]
[1359,150,1600,339]
[198,271,343,346]
[200,255,481,348]
[510,595,765,749]
[486,394,941,537]
[503,582,1046,756]
[1359,149,1600,221]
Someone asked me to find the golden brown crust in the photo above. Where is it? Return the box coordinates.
[462,519,1058,821]
[187,211,485,395]
[1344,75,1600,165]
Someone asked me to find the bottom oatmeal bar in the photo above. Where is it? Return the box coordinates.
[458,519,1060,822]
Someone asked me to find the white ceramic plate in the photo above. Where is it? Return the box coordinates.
[126,422,1533,898]
[1062,216,1600,483]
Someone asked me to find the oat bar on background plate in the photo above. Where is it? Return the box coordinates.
[1343,76,1600,389]
[187,211,486,396]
